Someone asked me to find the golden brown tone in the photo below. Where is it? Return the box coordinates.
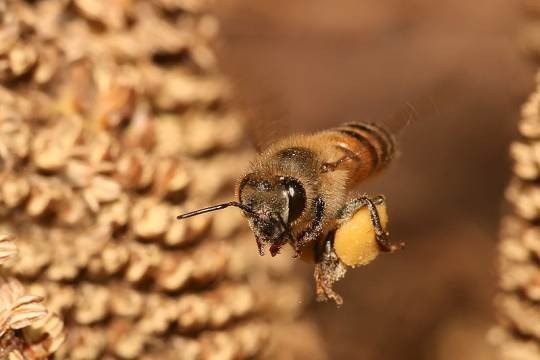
[333,204,388,267]
[0,0,323,358]
[492,74,540,358]
[217,0,531,359]
[0,235,66,359]
[179,122,403,304]
[490,2,540,358]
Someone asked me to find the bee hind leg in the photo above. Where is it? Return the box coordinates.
[314,233,346,305]
[339,195,404,252]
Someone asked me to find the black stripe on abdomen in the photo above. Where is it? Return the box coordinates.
[337,129,379,169]
[344,122,394,165]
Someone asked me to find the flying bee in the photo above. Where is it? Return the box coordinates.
[177,122,404,304]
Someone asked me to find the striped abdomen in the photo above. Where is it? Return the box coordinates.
[325,122,396,184]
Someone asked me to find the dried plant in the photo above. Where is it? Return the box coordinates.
[0,235,65,359]
[491,75,540,358]
[0,0,323,359]
[490,3,540,358]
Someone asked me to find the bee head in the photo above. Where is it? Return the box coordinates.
[176,173,307,257]
[237,174,306,255]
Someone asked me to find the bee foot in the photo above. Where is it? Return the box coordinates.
[269,243,283,257]
[314,245,347,306]
[314,264,344,306]
[292,248,302,259]
[256,238,265,256]
[376,232,404,253]
[392,240,406,252]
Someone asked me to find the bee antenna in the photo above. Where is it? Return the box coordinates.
[176,201,255,220]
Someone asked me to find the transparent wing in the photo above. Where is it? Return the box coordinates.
[228,77,292,153]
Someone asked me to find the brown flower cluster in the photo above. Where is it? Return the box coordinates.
[491,73,540,359]
[0,235,65,359]
[0,0,322,359]
[519,0,540,61]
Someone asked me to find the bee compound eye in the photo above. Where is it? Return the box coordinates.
[284,178,306,223]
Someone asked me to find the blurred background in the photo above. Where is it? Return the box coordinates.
[214,0,535,359]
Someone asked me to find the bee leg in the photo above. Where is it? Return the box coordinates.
[255,237,265,256]
[321,156,350,173]
[313,232,346,305]
[294,197,326,258]
[339,196,404,252]
[270,242,286,257]
[321,147,358,173]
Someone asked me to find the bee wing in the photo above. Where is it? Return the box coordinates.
[380,103,416,136]
[240,105,291,153]
[377,97,439,138]
[229,80,292,152]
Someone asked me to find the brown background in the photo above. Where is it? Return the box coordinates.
[214,1,534,359]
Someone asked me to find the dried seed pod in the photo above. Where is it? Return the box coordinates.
[90,176,122,203]
[152,158,190,199]
[0,276,47,339]
[101,243,130,275]
[9,297,48,330]
[112,328,148,359]
[57,191,88,226]
[176,294,211,332]
[153,72,226,110]
[65,326,107,360]
[96,85,137,130]
[0,119,30,164]
[125,243,163,284]
[164,215,188,246]
[0,13,20,56]
[190,242,229,284]
[490,326,540,359]
[108,286,143,318]
[207,286,249,328]
[12,237,52,278]
[495,69,540,357]
[181,114,243,156]
[185,211,212,241]
[31,122,80,173]
[137,294,178,335]
[0,235,17,265]
[7,350,24,360]
[37,283,75,315]
[131,199,171,240]
[98,195,130,229]
[45,231,87,281]
[8,43,37,77]
[520,87,540,138]
[0,1,323,358]
[34,45,60,85]
[1,176,30,209]
[74,0,130,30]
[156,253,194,291]
[23,312,66,356]
[124,104,156,150]
[26,177,64,218]
[73,283,109,325]
[116,150,155,190]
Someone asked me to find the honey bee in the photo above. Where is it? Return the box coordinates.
[177,122,404,304]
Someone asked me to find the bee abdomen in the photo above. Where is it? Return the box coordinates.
[329,122,396,180]
[343,122,395,166]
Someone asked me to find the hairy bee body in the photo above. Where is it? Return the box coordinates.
[178,122,402,304]
[236,122,396,256]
